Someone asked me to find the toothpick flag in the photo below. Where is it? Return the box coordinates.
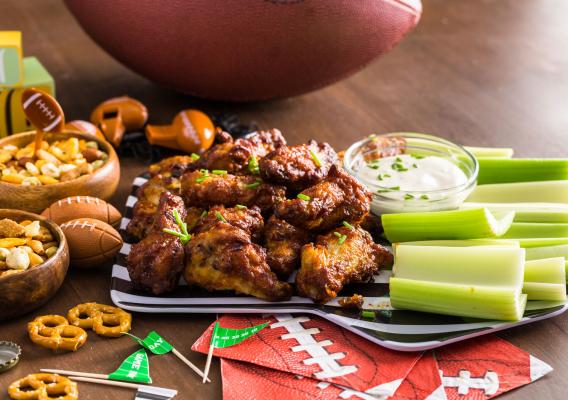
[127,331,174,355]
[108,349,152,384]
[126,331,209,382]
[202,321,269,383]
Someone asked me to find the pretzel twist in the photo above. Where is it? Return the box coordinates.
[27,315,87,352]
[67,302,131,337]
[8,373,78,400]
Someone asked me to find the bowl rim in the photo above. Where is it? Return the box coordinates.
[0,208,68,282]
[0,130,118,188]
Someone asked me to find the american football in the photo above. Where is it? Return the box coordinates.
[21,88,65,132]
[41,196,122,227]
[64,0,422,101]
[60,217,123,269]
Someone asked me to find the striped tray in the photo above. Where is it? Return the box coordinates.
[111,175,567,351]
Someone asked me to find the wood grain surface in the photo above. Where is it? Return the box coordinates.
[1,0,567,399]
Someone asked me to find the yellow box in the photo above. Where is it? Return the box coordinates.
[0,31,24,87]
[0,57,55,137]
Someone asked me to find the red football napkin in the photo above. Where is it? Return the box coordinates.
[193,314,421,397]
[220,353,444,400]
[435,335,552,399]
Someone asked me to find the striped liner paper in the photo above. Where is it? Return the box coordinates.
[111,175,568,351]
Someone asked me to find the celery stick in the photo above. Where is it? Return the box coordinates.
[462,202,568,223]
[525,300,567,310]
[467,180,568,204]
[524,258,566,283]
[517,238,568,247]
[390,278,526,321]
[394,245,525,287]
[476,158,568,185]
[526,245,568,261]
[398,239,520,248]
[502,223,568,239]
[522,283,566,301]
[382,208,515,243]
[464,146,514,159]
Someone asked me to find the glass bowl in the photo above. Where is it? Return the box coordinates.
[343,132,478,215]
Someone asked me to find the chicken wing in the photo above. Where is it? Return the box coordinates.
[274,165,371,231]
[181,170,285,213]
[184,222,292,301]
[296,226,392,303]
[126,192,187,295]
[264,216,310,279]
[193,205,264,242]
[195,129,286,174]
[148,155,197,178]
[259,140,338,190]
[126,174,183,241]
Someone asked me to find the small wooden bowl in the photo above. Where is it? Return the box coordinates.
[0,130,120,213]
[0,209,70,320]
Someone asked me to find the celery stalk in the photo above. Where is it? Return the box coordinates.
[390,244,526,320]
[390,278,526,321]
[523,283,566,301]
[394,245,525,287]
[524,257,566,283]
[526,245,568,261]
[467,180,568,204]
[382,208,515,243]
[464,146,514,159]
[517,238,568,247]
[476,158,568,185]
[461,202,568,223]
[398,239,520,248]
[501,223,568,239]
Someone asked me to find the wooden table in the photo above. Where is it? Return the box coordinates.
[1,1,567,399]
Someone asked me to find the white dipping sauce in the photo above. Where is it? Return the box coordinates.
[356,154,469,211]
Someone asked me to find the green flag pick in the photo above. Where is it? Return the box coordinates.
[108,349,152,384]
[202,322,268,383]
[125,331,209,382]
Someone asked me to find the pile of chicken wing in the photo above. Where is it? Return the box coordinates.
[126,129,392,303]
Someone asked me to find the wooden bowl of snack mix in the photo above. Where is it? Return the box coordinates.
[0,209,69,320]
[0,131,120,213]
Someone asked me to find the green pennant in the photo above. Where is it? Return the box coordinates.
[108,349,152,384]
[211,322,268,348]
[125,331,174,355]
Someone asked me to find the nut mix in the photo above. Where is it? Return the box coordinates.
[0,218,59,278]
[0,137,108,185]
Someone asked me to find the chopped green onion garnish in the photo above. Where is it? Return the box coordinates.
[361,310,375,319]
[190,153,200,160]
[248,155,260,175]
[412,163,418,168]
[389,186,400,190]
[338,234,347,245]
[411,154,425,159]
[420,195,429,200]
[235,204,247,210]
[200,169,209,175]
[395,157,402,162]
[200,210,208,219]
[368,164,380,170]
[334,232,342,238]
[195,176,207,183]
[162,210,192,244]
[384,174,391,178]
[377,189,390,193]
[297,193,311,201]
[215,211,227,223]
[404,194,414,200]
[246,179,262,189]
[368,134,378,142]
[309,150,322,168]
[342,221,355,230]
[212,169,227,175]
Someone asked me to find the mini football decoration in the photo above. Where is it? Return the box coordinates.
[41,196,122,228]
[60,217,123,268]
[90,96,148,147]
[21,88,65,133]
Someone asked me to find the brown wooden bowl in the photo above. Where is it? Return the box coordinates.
[0,130,120,213]
[0,209,70,320]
